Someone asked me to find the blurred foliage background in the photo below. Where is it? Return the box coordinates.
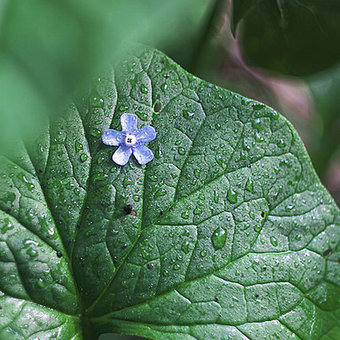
[1,0,339,337]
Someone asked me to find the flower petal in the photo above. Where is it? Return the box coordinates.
[102,130,125,146]
[133,145,154,165]
[135,126,156,143]
[121,113,137,132]
[112,145,132,166]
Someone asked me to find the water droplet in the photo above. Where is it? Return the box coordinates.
[119,105,128,112]
[178,147,185,155]
[277,139,286,148]
[227,188,238,204]
[271,111,280,119]
[97,156,104,165]
[1,218,14,234]
[242,139,251,151]
[254,224,262,232]
[161,83,168,92]
[136,111,148,121]
[194,169,200,179]
[252,118,262,131]
[187,73,196,82]
[270,236,278,247]
[91,94,104,108]
[285,204,295,212]
[181,211,189,219]
[80,153,88,162]
[140,84,148,94]
[27,248,38,257]
[75,141,83,153]
[214,191,219,203]
[200,250,207,257]
[215,123,221,130]
[249,210,255,220]
[17,173,35,192]
[155,145,162,159]
[246,178,254,193]
[37,278,46,288]
[154,188,167,199]
[193,207,202,215]
[147,174,158,182]
[181,241,190,254]
[3,192,15,204]
[173,264,181,270]
[90,128,101,137]
[183,110,194,120]
[211,227,227,250]
[123,176,134,188]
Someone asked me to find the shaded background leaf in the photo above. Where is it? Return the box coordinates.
[231,0,340,76]
[0,0,211,150]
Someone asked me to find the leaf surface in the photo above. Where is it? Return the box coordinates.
[1,48,340,339]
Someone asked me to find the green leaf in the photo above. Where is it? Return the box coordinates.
[1,48,340,339]
[231,0,340,76]
[231,0,260,36]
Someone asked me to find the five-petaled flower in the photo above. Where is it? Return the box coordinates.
[102,113,156,166]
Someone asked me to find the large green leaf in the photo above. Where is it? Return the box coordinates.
[1,48,340,339]
[231,0,340,76]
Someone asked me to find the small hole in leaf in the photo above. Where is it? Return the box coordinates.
[255,294,259,299]
[153,102,162,113]
[215,297,219,302]
[323,248,332,257]
[261,211,265,218]
[124,204,133,214]
[56,251,63,258]
[160,210,164,215]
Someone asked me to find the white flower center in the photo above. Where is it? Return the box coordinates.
[124,134,137,146]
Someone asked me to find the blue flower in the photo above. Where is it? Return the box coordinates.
[102,113,156,166]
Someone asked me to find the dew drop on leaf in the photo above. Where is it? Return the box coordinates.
[173,264,181,270]
[80,153,88,162]
[193,207,202,215]
[178,147,185,155]
[119,105,128,112]
[211,227,227,250]
[181,241,190,254]
[200,250,207,257]
[227,188,238,204]
[270,236,278,247]
[140,84,148,94]
[181,211,189,219]
[183,110,194,120]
